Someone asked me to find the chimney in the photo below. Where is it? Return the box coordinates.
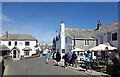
[97,21,102,30]
[5,31,8,40]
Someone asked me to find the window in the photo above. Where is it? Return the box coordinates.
[112,33,117,41]
[25,42,29,46]
[25,51,29,56]
[85,40,89,46]
[8,41,11,46]
[15,41,17,46]
[107,32,111,42]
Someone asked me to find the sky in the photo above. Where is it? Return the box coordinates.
[2,2,118,45]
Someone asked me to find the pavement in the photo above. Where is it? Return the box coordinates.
[3,56,111,76]
[59,60,111,76]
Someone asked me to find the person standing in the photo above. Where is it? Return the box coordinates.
[56,51,61,66]
[84,51,92,73]
[112,53,120,77]
[72,52,77,68]
[63,52,68,68]
[45,51,51,64]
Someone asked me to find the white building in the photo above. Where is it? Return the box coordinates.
[0,32,38,60]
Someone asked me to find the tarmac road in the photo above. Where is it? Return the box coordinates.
[4,57,94,76]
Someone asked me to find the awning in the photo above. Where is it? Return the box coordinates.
[0,44,10,51]
[89,44,117,51]
[23,47,32,51]
[71,48,85,52]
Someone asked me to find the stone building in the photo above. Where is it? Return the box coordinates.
[53,20,120,59]
[53,21,97,58]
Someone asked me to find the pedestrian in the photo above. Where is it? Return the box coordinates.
[67,51,72,66]
[56,51,61,66]
[53,52,57,64]
[72,52,77,68]
[45,51,51,64]
[84,51,92,73]
[112,52,120,77]
[63,52,68,68]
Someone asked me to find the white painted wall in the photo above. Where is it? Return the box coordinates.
[1,40,37,58]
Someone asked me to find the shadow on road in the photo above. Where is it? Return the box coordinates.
[1,65,5,77]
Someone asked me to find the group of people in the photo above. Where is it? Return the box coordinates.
[46,51,61,65]
[51,50,92,73]
[45,50,120,75]
[62,50,93,73]
[62,52,77,68]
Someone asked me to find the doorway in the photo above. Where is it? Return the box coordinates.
[13,50,16,58]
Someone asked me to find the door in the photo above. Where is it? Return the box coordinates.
[13,50,16,58]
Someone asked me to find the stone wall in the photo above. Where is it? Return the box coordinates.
[75,39,96,50]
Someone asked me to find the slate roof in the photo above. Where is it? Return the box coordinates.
[65,28,95,39]
[93,20,119,36]
[0,44,10,51]
[0,34,37,41]
[65,20,119,39]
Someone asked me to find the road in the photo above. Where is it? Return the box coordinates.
[4,57,93,76]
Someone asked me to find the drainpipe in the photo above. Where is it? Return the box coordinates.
[73,37,75,49]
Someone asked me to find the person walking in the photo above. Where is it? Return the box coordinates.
[84,51,92,73]
[53,52,57,64]
[68,52,72,66]
[63,52,68,68]
[112,52,120,77]
[72,52,77,68]
[56,51,61,66]
[45,51,51,64]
